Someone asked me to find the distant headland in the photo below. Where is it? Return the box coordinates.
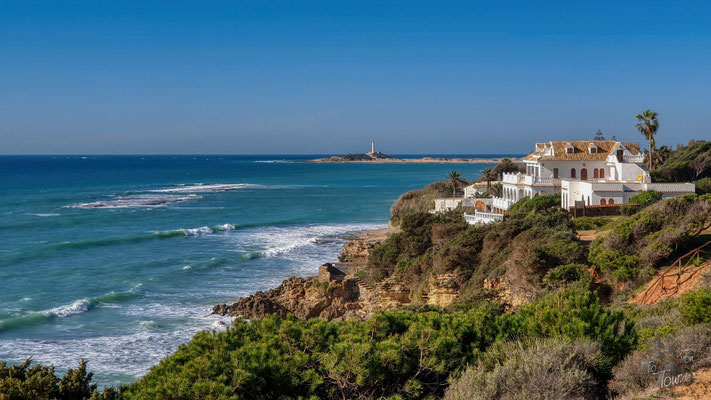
[306,141,522,163]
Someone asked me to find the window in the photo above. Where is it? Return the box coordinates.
[590,147,597,153]
[581,168,588,180]
[600,198,607,205]
[566,147,573,154]
[593,169,599,179]
[600,169,605,179]
[571,168,576,178]
[553,168,559,178]
[609,198,615,205]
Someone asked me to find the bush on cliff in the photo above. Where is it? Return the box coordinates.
[680,288,711,325]
[124,287,636,400]
[124,305,505,400]
[589,194,711,283]
[573,216,611,231]
[389,181,452,227]
[444,338,608,400]
[651,140,711,182]
[0,359,118,400]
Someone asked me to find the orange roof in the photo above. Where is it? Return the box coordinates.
[523,141,640,162]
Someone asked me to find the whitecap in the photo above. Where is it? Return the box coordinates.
[150,183,258,193]
[38,299,91,318]
[180,226,214,236]
[182,265,192,270]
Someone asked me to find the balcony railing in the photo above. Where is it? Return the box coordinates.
[523,175,554,185]
[623,154,645,163]
[492,197,515,210]
[503,172,554,186]
[502,172,523,184]
[464,211,503,225]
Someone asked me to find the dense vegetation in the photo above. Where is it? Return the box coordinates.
[651,140,711,186]
[589,194,711,283]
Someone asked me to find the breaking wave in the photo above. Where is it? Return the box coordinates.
[52,224,239,251]
[0,291,141,332]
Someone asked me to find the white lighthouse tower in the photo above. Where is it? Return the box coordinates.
[370,140,375,154]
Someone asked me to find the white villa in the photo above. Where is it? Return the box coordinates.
[491,140,695,215]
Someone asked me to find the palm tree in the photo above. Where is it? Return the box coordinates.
[481,168,495,192]
[635,109,659,170]
[447,171,467,198]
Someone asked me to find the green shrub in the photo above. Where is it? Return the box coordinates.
[588,245,641,282]
[510,194,560,214]
[543,263,590,286]
[628,190,663,207]
[444,338,608,400]
[124,307,505,400]
[502,287,636,359]
[0,359,115,400]
[696,176,711,194]
[573,216,610,231]
[680,288,711,325]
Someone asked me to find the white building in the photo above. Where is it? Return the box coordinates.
[490,140,695,214]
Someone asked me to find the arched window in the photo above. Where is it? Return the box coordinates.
[600,169,605,179]
[600,198,607,206]
[571,168,576,178]
[581,168,588,180]
[593,169,599,179]
[609,198,615,205]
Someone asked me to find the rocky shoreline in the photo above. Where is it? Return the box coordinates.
[211,227,474,321]
[212,229,392,321]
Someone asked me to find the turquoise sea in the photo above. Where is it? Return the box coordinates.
[0,155,510,386]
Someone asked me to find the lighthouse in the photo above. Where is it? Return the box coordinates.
[370,140,375,154]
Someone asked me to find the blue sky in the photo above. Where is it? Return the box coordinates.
[1,1,710,154]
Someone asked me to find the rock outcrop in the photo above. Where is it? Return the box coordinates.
[213,277,367,321]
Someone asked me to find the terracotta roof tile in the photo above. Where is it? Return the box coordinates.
[523,141,640,162]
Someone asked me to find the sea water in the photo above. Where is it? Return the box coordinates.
[0,155,507,386]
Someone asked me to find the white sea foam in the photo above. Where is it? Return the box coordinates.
[181,226,214,236]
[39,299,91,318]
[150,183,258,193]
[239,223,386,260]
[32,213,61,217]
[66,194,199,209]
[182,265,192,270]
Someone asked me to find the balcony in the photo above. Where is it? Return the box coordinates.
[502,172,524,184]
[623,154,645,164]
[523,175,554,186]
[492,197,515,210]
[503,172,554,186]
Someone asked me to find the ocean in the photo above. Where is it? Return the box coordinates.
[0,155,507,386]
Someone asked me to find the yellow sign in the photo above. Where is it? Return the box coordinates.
[637,174,642,181]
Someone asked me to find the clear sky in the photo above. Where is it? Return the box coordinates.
[1,1,710,155]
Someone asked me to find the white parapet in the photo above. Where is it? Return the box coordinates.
[465,210,503,225]
[492,197,515,211]
[623,154,645,163]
